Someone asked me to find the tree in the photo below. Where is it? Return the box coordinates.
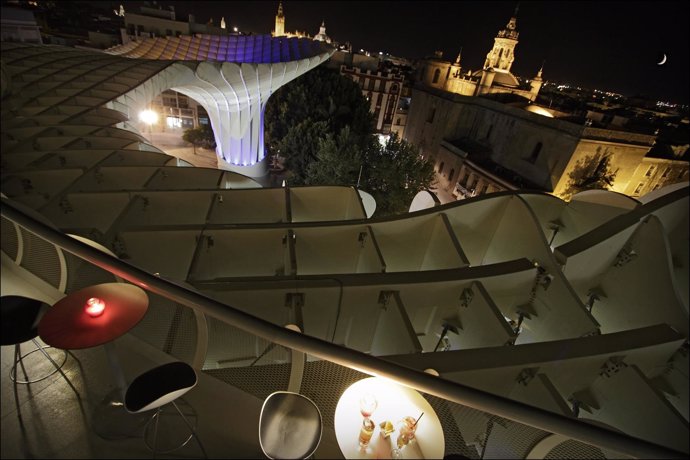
[182,125,216,154]
[264,67,374,177]
[278,119,330,185]
[361,133,435,216]
[561,153,618,200]
[304,126,366,186]
[264,67,434,216]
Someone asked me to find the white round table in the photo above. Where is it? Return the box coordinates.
[334,377,445,459]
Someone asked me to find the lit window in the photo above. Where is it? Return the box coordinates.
[166,116,182,128]
[645,165,655,177]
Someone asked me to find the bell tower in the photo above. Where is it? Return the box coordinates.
[274,2,285,37]
[484,5,519,71]
[529,61,544,100]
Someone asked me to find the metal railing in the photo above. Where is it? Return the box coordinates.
[1,196,685,459]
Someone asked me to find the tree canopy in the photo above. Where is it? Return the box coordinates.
[182,125,216,151]
[562,153,618,200]
[265,67,433,216]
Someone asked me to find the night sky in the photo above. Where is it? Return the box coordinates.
[111,1,689,104]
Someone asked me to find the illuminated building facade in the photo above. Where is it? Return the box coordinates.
[340,66,404,134]
[417,8,543,102]
[122,3,229,43]
[406,86,689,202]
[271,2,311,40]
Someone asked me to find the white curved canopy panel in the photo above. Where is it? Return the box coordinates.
[106,35,334,177]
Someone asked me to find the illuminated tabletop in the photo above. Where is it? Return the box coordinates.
[39,283,148,349]
[38,282,150,439]
[334,377,445,459]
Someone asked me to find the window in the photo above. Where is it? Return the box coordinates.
[633,183,644,195]
[448,168,455,182]
[467,175,476,189]
[661,167,671,178]
[396,118,401,125]
[426,107,436,123]
[679,169,688,180]
[368,78,375,91]
[166,116,182,128]
[432,68,441,84]
[645,165,655,177]
[480,184,489,194]
[438,162,445,174]
[527,142,542,164]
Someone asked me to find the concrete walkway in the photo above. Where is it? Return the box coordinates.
[148,132,219,170]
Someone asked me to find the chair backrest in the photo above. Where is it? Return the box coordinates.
[0,295,46,345]
[125,361,197,413]
[259,391,322,460]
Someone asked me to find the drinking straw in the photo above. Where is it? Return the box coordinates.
[413,412,424,427]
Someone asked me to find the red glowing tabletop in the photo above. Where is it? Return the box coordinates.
[39,283,149,349]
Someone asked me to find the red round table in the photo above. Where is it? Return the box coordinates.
[39,283,148,349]
[38,282,150,440]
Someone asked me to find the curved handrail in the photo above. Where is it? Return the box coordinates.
[1,197,684,459]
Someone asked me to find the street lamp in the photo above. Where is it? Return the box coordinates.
[138,109,158,142]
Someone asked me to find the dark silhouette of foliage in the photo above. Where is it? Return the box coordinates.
[182,125,216,152]
[264,67,434,216]
[562,153,618,200]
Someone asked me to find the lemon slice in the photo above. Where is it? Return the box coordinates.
[379,420,395,437]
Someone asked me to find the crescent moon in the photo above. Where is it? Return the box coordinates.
[657,53,667,65]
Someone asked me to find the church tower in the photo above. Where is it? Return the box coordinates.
[274,2,285,37]
[530,62,544,100]
[484,6,519,71]
[450,48,463,78]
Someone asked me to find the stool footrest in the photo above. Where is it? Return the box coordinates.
[11,341,68,384]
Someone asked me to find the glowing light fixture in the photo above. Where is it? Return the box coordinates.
[85,297,106,317]
[138,109,158,125]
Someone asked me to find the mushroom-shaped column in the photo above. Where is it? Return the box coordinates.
[106,35,334,178]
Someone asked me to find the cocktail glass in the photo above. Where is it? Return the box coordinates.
[359,392,378,420]
[390,416,418,457]
[359,417,375,448]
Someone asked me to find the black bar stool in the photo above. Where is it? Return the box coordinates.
[125,361,207,458]
[1,295,68,384]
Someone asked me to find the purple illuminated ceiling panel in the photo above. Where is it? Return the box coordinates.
[115,34,332,64]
